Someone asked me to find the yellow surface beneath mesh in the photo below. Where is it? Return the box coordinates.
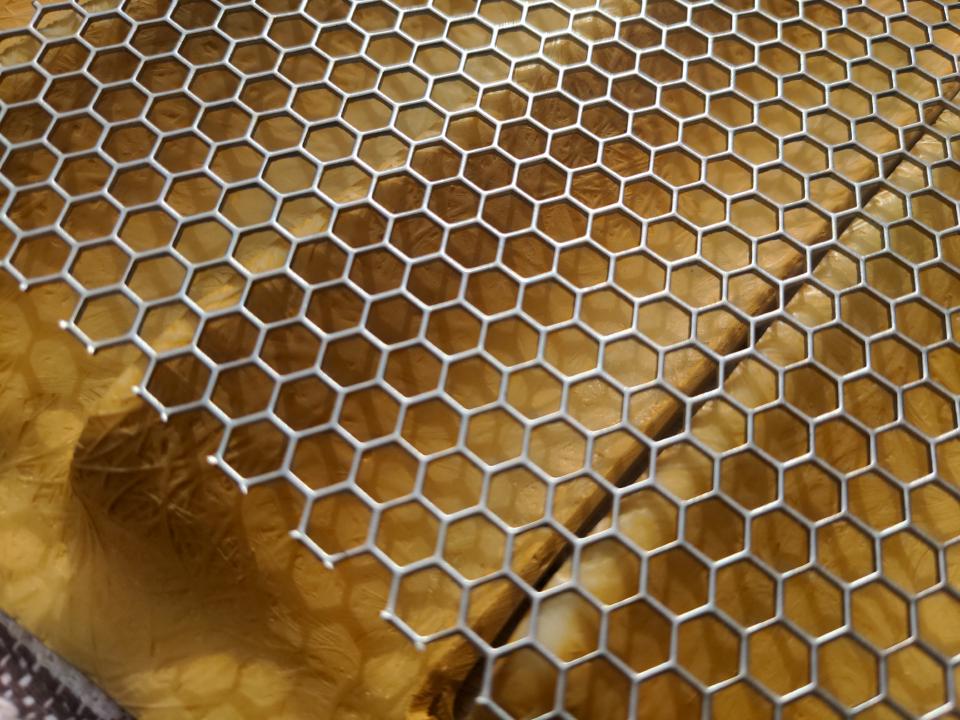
[0,276,458,719]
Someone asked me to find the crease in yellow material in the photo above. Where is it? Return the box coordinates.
[0,275,449,719]
[1,0,960,718]
[477,107,960,719]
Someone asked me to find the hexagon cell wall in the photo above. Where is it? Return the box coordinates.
[1,0,960,718]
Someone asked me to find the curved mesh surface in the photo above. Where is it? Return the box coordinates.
[1,0,960,717]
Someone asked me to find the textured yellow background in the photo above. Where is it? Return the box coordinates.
[0,276,454,719]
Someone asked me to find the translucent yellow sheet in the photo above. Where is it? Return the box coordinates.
[1,0,959,717]
[0,275,457,719]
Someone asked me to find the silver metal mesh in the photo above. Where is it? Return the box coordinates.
[1,0,960,716]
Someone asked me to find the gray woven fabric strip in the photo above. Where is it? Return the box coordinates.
[0,612,131,720]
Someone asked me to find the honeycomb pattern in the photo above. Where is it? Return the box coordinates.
[483,109,960,719]
[1,0,960,717]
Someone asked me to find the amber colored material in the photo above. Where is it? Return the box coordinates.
[478,107,960,719]
[1,0,960,718]
[0,269,480,718]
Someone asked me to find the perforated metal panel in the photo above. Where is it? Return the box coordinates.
[1,0,960,717]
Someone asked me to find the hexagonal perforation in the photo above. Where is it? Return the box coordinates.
[2,0,960,717]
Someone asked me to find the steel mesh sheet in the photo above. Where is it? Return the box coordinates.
[1,0,960,717]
